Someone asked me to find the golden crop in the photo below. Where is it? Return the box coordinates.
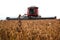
[0,19,60,40]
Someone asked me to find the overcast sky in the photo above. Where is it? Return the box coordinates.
[0,0,60,20]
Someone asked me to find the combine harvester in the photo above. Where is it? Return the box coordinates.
[6,6,56,20]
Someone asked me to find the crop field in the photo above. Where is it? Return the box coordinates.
[0,19,60,40]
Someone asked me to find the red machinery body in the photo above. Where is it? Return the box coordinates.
[27,7,38,17]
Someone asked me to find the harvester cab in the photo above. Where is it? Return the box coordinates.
[27,7,38,17]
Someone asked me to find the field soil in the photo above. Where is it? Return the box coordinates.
[0,19,60,40]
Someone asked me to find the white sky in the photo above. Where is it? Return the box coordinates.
[0,0,60,20]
